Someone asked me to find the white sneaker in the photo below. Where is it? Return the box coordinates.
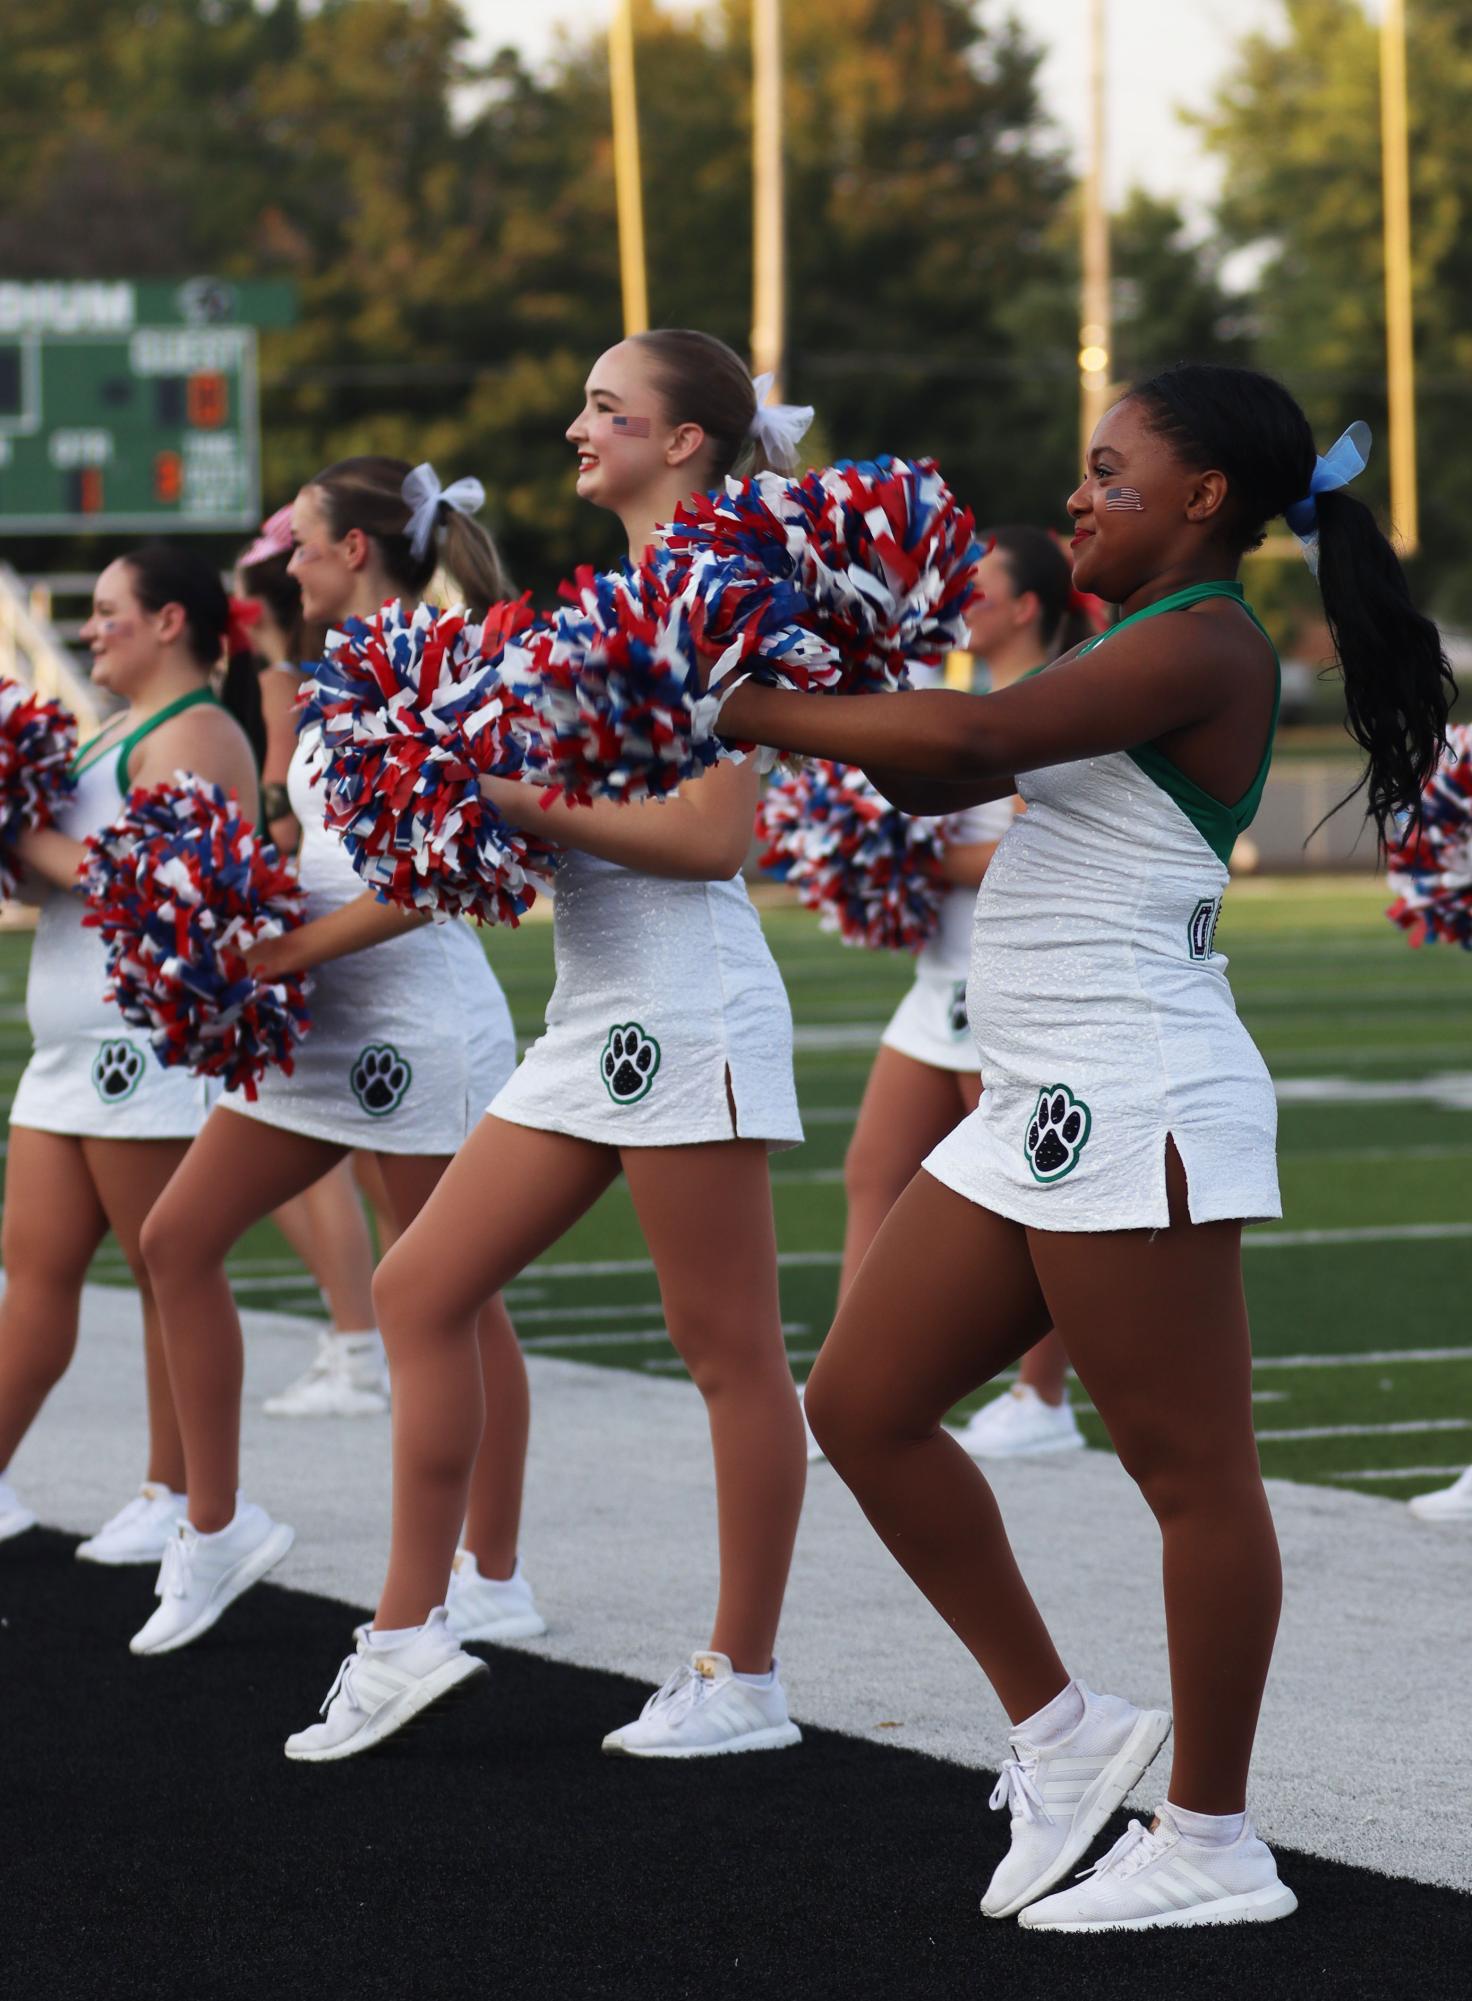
[602,1652,802,1758]
[797,1384,826,1464]
[1018,1810,1298,1931]
[445,1550,547,1643]
[1408,1466,1472,1522]
[0,1475,37,1543]
[262,1331,389,1418]
[76,1483,187,1565]
[958,1383,1085,1459]
[129,1501,295,1655]
[284,1608,488,1762]
[980,1684,1172,1919]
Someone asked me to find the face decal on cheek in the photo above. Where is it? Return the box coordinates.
[609,414,652,438]
[1104,486,1145,512]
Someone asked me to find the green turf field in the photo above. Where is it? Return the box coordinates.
[1,876,1467,1503]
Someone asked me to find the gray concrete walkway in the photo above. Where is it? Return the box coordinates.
[7,1284,1468,1892]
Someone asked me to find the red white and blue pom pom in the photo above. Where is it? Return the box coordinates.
[80,774,310,1098]
[1385,724,1472,948]
[499,561,734,807]
[0,676,78,898]
[300,598,555,925]
[664,455,980,694]
[755,759,955,952]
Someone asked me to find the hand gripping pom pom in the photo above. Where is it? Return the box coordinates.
[0,676,78,898]
[79,775,311,1099]
[755,760,957,952]
[300,598,557,924]
[1385,724,1472,949]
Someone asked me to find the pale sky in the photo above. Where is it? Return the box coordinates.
[467,0,1308,221]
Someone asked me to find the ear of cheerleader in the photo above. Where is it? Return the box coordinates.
[748,373,814,474]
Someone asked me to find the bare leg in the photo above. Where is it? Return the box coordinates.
[622,1140,805,1672]
[140,1110,345,1530]
[804,1169,1066,1722]
[839,1048,979,1298]
[269,1160,377,1331]
[371,1119,619,1630]
[81,1138,193,1490]
[1029,1145,1280,1813]
[352,1150,400,1257]
[0,1129,108,1471]
[1017,1330,1070,1406]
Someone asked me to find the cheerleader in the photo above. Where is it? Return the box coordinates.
[130,458,520,1657]
[830,529,1098,1466]
[0,545,262,1562]
[235,506,386,1419]
[715,365,1454,1929]
[285,331,810,1762]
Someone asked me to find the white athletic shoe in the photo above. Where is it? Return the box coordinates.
[602,1651,802,1758]
[445,1550,547,1643]
[797,1385,826,1464]
[980,1685,1172,1919]
[1408,1466,1472,1522]
[284,1608,488,1763]
[76,1483,187,1565]
[0,1475,38,1543]
[262,1331,389,1418]
[1017,1811,1298,1931]
[129,1501,295,1655]
[958,1384,1086,1460]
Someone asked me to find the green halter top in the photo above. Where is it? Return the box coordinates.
[70,685,220,792]
[1074,581,1280,867]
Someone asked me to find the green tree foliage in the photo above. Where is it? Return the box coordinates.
[1199,0,1472,621]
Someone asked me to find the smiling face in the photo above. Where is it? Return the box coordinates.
[965,544,1037,658]
[565,340,704,516]
[286,484,359,624]
[1066,396,1230,602]
[79,560,174,697]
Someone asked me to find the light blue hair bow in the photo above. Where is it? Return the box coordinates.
[1283,422,1372,569]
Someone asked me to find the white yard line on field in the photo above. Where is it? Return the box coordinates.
[1326,1465,1469,1483]
[1256,1417,1472,1443]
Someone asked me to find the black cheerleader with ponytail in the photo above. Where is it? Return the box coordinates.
[122,541,266,769]
[1128,363,1456,845]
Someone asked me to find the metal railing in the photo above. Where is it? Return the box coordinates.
[0,565,102,733]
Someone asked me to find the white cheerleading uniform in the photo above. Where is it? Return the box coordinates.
[220,730,516,1153]
[11,701,216,1141]
[879,797,1016,1072]
[925,582,1281,1232]
[490,850,803,1150]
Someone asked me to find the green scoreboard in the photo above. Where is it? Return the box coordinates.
[0,277,294,534]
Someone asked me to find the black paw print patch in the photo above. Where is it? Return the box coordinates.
[350,1043,412,1117]
[92,1038,146,1105]
[947,981,969,1039]
[600,1023,661,1105]
[1024,1083,1091,1184]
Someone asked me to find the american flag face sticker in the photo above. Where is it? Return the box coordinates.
[610,414,652,438]
[1104,486,1145,511]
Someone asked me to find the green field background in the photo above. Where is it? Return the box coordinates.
[2,877,1467,1502]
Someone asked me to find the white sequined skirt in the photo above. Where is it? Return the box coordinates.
[880,967,980,1073]
[490,856,802,1150]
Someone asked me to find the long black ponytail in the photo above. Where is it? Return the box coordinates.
[1129,363,1455,845]
[123,541,266,768]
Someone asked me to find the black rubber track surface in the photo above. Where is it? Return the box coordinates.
[3,1529,1466,2001]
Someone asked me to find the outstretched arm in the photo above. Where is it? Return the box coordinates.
[481,757,757,882]
[245,892,430,979]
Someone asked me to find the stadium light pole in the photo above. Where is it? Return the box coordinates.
[1078,0,1112,463]
[609,0,650,336]
[751,0,787,393]
[1380,0,1418,554]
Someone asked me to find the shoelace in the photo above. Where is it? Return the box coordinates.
[989,1750,1048,1825]
[157,1525,198,1600]
[1076,1818,1173,1882]
[639,1663,716,1726]
[318,1643,371,1720]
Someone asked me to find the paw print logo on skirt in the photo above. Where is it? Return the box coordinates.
[1024,1083,1091,1184]
[92,1038,146,1104]
[600,1023,661,1105]
[350,1044,413,1117]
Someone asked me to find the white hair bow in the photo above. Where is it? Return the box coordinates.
[748,372,814,473]
[401,462,486,562]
